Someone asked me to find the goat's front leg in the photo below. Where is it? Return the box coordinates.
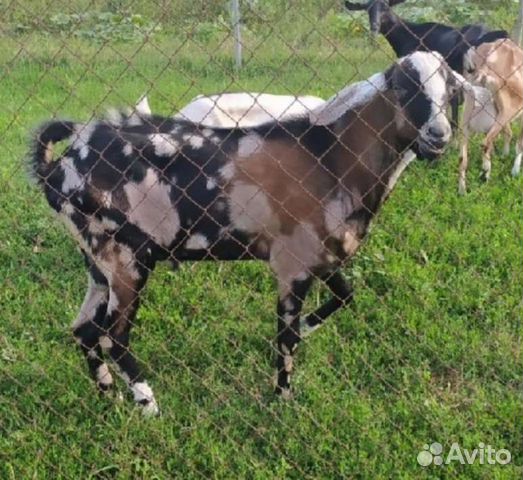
[275,275,313,399]
[458,127,470,195]
[299,270,354,338]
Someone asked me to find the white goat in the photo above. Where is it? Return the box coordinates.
[133,93,324,127]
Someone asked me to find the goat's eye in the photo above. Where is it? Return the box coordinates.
[467,67,475,74]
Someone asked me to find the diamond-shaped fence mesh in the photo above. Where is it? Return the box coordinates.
[1,1,522,478]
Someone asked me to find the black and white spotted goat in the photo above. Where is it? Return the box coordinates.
[344,0,508,128]
[29,51,468,415]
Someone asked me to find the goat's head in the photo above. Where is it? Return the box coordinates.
[387,51,470,160]
[344,0,405,36]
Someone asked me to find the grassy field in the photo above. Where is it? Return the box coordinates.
[0,16,522,480]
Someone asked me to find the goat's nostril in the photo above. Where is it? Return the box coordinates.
[428,125,446,139]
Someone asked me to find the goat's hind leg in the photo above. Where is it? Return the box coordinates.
[275,274,313,399]
[103,257,158,415]
[73,258,113,394]
[512,124,523,177]
[481,123,504,182]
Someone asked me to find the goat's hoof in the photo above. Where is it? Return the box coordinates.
[479,172,490,183]
[275,385,294,401]
[140,399,160,417]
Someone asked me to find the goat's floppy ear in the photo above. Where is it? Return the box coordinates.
[386,63,411,100]
[344,1,370,11]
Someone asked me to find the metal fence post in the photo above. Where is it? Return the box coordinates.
[231,0,242,69]
[517,0,523,45]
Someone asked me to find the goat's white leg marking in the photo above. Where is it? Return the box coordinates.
[96,364,114,389]
[458,127,470,195]
[299,271,353,340]
[513,153,522,177]
[513,132,523,177]
[298,318,322,338]
[72,275,108,330]
[131,381,159,417]
[72,271,113,392]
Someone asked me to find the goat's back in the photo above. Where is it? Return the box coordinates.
[470,39,523,100]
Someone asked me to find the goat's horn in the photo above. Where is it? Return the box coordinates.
[389,0,406,6]
[344,1,370,11]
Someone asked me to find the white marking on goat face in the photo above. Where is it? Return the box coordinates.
[61,156,84,194]
[404,52,451,142]
[185,233,210,250]
[238,134,263,157]
[149,133,179,157]
[123,168,180,246]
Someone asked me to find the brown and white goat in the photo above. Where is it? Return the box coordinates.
[29,52,464,415]
[458,38,523,194]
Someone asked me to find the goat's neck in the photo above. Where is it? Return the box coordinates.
[380,12,410,56]
[332,95,412,218]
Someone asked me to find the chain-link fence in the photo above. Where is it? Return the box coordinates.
[1,1,522,478]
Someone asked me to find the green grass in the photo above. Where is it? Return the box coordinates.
[0,27,522,479]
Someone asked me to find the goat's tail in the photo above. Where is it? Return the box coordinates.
[28,120,76,184]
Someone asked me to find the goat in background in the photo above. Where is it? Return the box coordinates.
[458,39,523,194]
[344,0,508,129]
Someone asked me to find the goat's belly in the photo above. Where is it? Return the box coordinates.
[468,87,497,133]
[470,107,497,133]
[173,230,270,261]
